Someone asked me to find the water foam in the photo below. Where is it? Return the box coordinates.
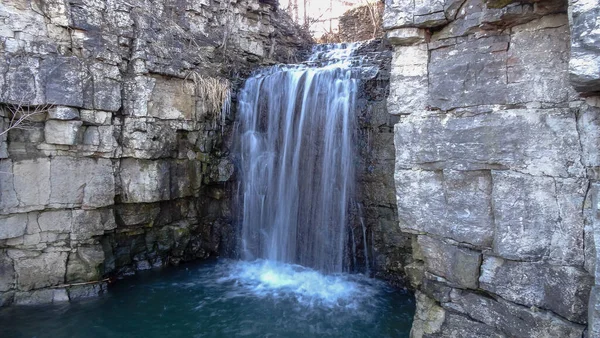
[217,260,381,309]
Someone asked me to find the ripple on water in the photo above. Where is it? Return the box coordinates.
[0,259,415,338]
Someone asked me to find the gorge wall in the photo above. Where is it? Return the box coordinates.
[0,0,310,306]
[384,0,600,336]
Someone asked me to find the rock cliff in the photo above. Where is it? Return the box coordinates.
[384,0,600,336]
[0,0,310,306]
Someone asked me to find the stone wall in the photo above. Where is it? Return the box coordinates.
[338,1,385,42]
[0,0,310,306]
[351,40,413,285]
[384,0,600,336]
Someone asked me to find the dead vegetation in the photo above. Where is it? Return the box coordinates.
[184,72,232,132]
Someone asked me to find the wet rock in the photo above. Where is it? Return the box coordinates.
[14,288,69,305]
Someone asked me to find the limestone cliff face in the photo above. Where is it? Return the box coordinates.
[384,0,600,336]
[0,0,310,306]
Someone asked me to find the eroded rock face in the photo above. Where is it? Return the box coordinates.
[0,0,310,306]
[384,0,600,335]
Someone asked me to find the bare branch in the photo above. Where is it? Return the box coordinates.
[1,97,52,137]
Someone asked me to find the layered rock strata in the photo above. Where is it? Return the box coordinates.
[384,0,600,336]
[0,0,309,306]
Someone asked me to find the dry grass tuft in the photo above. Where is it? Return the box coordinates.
[185,72,232,132]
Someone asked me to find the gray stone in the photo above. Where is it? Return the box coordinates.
[395,169,494,247]
[66,245,105,282]
[120,118,178,159]
[89,62,122,112]
[492,171,586,265]
[13,288,68,305]
[71,209,116,240]
[387,28,426,45]
[417,235,481,289]
[479,256,592,323]
[428,18,573,111]
[41,56,84,107]
[114,203,161,226]
[80,110,112,125]
[578,103,600,168]
[0,213,27,239]
[14,251,67,291]
[170,160,202,199]
[0,160,19,212]
[589,286,600,338]
[437,312,507,338]
[49,156,115,208]
[0,252,15,292]
[148,77,195,120]
[506,16,575,105]
[123,76,156,117]
[47,106,80,120]
[82,125,117,153]
[0,291,14,307]
[68,282,105,300]
[5,57,44,105]
[383,0,451,30]
[44,120,83,145]
[394,109,585,178]
[12,158,51,210]
[387,44,428,115]
[568,0,600,93]
[119,158,171,203]
[444,289,586,338]
[38,210,72,233]
[410,291,446,337]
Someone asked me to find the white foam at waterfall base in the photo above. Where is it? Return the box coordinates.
[216,260,381,309]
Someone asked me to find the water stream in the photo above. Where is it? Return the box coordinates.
[238,43,367,273]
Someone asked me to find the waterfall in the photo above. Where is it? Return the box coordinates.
[238,43,364,273]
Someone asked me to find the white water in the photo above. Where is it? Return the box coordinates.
[238,43,367,273]
[218,259,382,309]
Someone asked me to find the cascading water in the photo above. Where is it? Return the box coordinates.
[238,43,364,273]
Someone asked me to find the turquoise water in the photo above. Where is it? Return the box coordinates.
[0,259,415,337]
